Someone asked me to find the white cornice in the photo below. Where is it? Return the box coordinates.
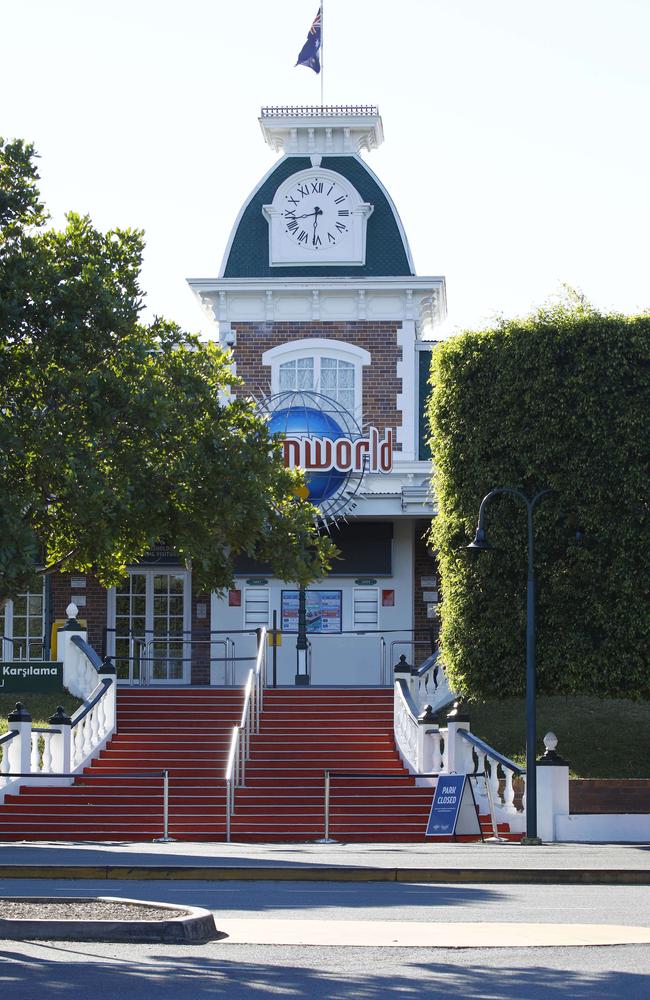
[188,276,447,338]
[259,106,384,155]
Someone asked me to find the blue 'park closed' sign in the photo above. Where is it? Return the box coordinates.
[426,774,482,838]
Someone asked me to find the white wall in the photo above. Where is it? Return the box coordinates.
[555,814,650,843]
[211,519,415,686]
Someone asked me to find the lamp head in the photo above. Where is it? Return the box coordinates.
[466,526,492,551]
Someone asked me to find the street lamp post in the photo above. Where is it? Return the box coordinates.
[295,582,310,685]
[467,487,553,845]
[292,483,311,686]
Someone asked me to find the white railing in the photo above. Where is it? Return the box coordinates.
[0,627,117,801]
[70,677,116,771]
[411,653,456,716]
[460,730,526,834]
[393,667,527,835]
[225,627,267,841]
[394,677,445,777]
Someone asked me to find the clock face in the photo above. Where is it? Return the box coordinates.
[281,174,351,251]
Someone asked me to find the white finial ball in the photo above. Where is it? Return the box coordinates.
[543,731,558,751]
[66,602,79,620]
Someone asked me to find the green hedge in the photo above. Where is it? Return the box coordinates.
[428,299,650,700]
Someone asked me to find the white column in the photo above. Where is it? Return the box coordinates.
[445,704,471,774]
[535,732,570,843]
[7,703,32,775]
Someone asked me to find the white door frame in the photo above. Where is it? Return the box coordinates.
[107,568,192,685]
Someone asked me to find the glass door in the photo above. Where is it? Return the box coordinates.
[110,570,190,684]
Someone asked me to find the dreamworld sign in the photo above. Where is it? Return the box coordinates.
[258,390,394,519]
[281,426,393,475]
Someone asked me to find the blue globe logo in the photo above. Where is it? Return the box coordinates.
[268,404,347,501]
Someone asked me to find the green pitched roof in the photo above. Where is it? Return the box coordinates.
[223,156,413,278]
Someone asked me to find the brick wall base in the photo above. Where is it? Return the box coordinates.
[569,779,650,814]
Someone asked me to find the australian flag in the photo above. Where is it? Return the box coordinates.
[295,7,321,74]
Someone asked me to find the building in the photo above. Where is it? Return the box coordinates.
[1,106,447,688]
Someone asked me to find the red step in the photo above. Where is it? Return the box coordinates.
[0,686,520,844]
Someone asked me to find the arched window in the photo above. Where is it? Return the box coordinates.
[264,339,371,419]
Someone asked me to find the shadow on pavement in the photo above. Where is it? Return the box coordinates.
[1,946,649,1000]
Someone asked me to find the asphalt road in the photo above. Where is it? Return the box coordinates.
[1,879,649,998]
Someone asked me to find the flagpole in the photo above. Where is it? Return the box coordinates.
[320,1,324,106]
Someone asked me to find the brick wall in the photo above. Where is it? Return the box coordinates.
[569,779,650,814]
[51,572,107,655]
[413,519,439,653]
[191,589,211,684]
[232,321,403,450]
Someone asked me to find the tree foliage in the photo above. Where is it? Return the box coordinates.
[428,295,650,700]
[0,139,334,600]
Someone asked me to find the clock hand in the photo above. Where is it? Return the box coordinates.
[312,207,322,245]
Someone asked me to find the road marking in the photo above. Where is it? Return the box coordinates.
[217,919,650,949]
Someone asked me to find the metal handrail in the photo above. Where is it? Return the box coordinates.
[459,730,523,776]
[318,769,441,843]
[121,636,238,686]
[224,627,267,842]
[1,635,46,661]
[0,769,173,842]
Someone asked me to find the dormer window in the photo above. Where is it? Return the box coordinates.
[263,339,371,419]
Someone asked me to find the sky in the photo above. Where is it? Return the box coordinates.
[3,0,649,338]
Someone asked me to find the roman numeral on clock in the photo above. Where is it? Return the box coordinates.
[313,235,322,246]
[311,181,323,193]
[338,210,349,217]
[334,195,346,204]
[335,222,347,233]
[297,185,310,198]
[298,230,308,243]
[287,196,299,206]
[327,232,336,243]
[286,219,298,233]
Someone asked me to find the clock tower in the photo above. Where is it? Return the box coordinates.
[189,105,447,686]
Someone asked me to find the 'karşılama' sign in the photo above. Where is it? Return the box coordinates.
[0,661,63,693]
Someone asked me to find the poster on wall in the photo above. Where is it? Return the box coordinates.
[281,590,342,634]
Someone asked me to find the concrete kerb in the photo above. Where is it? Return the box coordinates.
[0,864,649,885]
[0,895,221,943]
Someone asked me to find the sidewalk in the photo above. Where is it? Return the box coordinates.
[0,840,648,884]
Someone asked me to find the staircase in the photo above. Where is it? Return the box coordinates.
[0,689,241,841]
[0,686,517,842]
[229,689,515,842]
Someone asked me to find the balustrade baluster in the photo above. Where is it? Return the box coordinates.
[90,705,100,747]
[30,733,39,772]
[431,731,443,772]
[0,741,11,775]
[42,732,53,773]
[440,729,449,772]
[476,750,488,805]
[488,757,501,805]
[504,768,517,813]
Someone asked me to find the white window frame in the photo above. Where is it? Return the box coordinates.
[1,583,46,661]
[263,339,371,421]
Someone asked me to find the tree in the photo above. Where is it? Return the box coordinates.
[0,139,334,600]
[428,295,650,700]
